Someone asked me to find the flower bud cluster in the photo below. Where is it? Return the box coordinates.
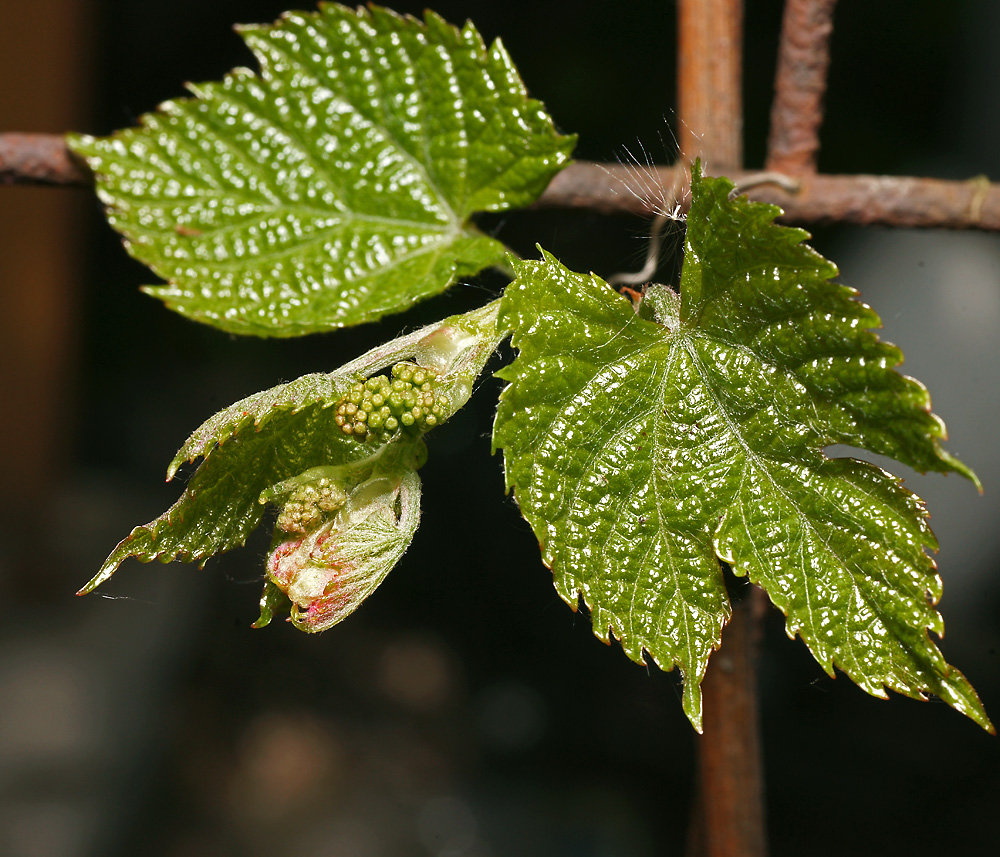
[276,477,348,534]
[334,362,451,443]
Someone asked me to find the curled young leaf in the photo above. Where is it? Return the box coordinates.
[82,301,504,631]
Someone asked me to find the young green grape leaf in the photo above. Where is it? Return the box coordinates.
[493,166,991,733]
[67,4,574,336]
[82,300,505,631]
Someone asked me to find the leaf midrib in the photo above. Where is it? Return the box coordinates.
[125,212,462,275]
[136,221,469,282]
[648,337,718,669]
[100,77,459,231]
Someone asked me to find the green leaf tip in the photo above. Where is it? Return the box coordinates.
[68,3,574,337]
[82,300,506,630]
[493,168,990,732]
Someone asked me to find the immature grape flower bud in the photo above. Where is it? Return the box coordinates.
[333,362,452,444]
[276,477,349,534]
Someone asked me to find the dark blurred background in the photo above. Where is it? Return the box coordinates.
[1,1,998,855]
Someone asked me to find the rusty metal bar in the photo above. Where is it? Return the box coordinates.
[7,134,1000,233]
[0,133,89,186]
[677,0,744,171]
[686,589,770,857]
[538,161,1000,230]
[766,0,839,174]
[675,2,768,856]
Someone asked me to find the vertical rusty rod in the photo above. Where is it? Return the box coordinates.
[687,589,769,857]
[677,1,767,855]
[766,0,839,174]
[0,0,93,597]
[677,0,744,172]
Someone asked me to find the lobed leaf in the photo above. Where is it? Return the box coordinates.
[493,166,991,732]
[68,3,574,336]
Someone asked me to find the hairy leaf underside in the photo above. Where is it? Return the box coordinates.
[493,166,991,733]
[68,3,574,336]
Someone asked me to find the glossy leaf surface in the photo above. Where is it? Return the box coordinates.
[82,300,505,629]
[68,4,574,336]
[493,167,991,732]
